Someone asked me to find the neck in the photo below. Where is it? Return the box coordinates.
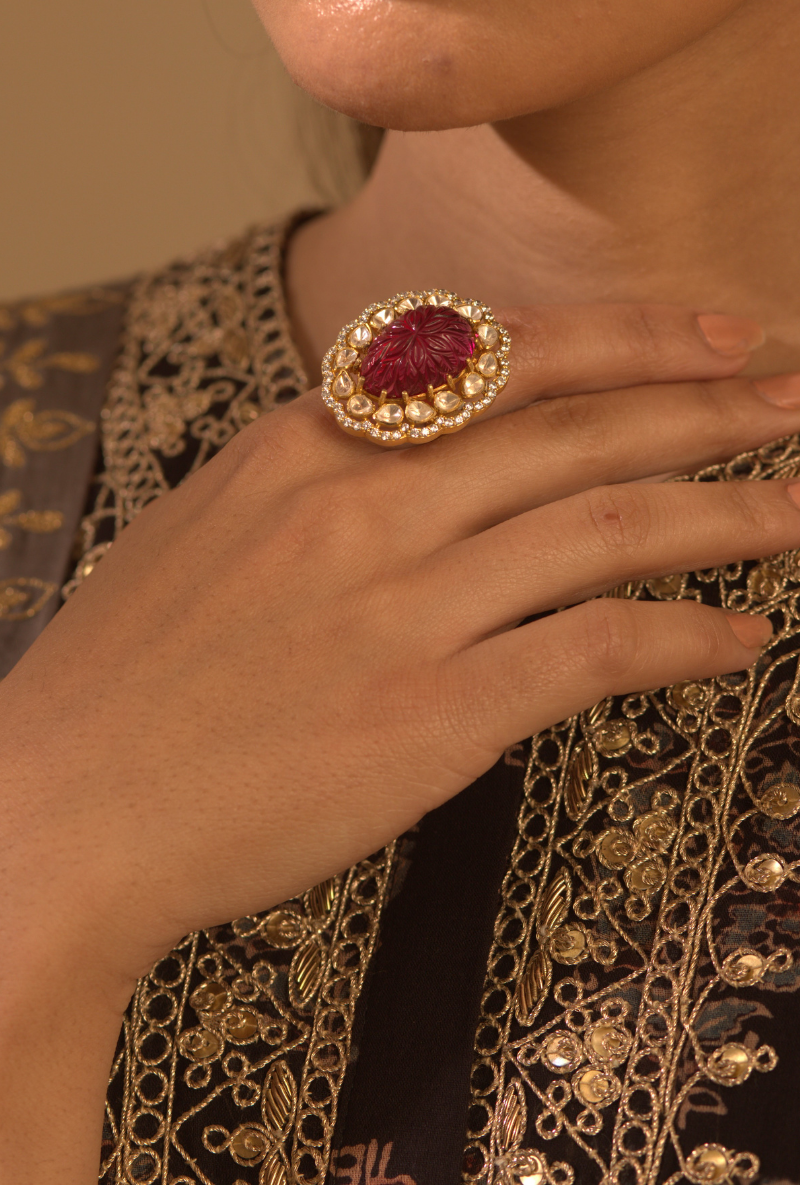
[286,0,800,381]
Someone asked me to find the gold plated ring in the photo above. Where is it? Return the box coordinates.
[321,289,511,446]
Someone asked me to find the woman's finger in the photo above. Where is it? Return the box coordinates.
[440,599,770,760]
[423,477,800,642]
[474,303,764,418]
[385,373,800,543]
[233,303,764,486]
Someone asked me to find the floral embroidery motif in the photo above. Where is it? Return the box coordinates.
[464,438,800,1185]
[100,851,396,1185]
[74,220,400,1185]
[70,224,313,594]
[0,397,94,468]
[0,488,63,549]
[0,337,99,393]
[0,289,125,334]
[0,575,58,621]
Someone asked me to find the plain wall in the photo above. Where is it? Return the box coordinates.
[0,0,328,300]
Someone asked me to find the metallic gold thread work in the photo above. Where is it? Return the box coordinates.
[462,444,800,1182]
[81,221,398,1185]
[0,396,95,468]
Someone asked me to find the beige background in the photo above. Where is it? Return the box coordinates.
[0,0,349,301]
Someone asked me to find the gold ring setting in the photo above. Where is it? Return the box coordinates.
[321,290,511,447]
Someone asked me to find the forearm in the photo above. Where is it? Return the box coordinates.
[0,929,132,1185]
[0,737,138,1185]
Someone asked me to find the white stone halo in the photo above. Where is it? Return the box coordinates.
[320,288,512,448]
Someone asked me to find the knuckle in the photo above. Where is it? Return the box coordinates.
[723,479,772,537]
[624,305,668,366]
[685,378,731,419]
[504,306,552,371]
[578,599,639,681]
[689,603,727,665]
[277,475,371,560]
[231,404,311,473]
[581,483,654,555]
[534,391,607,439]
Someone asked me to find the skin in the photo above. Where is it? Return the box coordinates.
[279,0,800,377]
[5,2,800,1182]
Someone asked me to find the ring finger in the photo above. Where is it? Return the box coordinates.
[422,476,800,644]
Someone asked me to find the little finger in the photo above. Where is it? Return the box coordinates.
[441,599,770,759]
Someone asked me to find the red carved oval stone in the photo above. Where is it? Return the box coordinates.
[360,305,475,400]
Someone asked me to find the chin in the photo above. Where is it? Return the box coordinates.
[254,0,557,132]
[252,0,743,132]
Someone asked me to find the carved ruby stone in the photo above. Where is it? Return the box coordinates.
[360,305,475,400]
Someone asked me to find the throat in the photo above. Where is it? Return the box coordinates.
[285,7,800,383]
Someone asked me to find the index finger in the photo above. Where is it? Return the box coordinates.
[482,303,764,418]
[233,303,764,482]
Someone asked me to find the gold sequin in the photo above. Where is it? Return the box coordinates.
[686,1144,732,1184]
[575,1067,619,1107]
[180,1028,222,1062]
[513,1153,546,1185]
[596,828,637,870]
[647,573,683,598]
[543,1032,584,1073]
[756,782,800,820]
[230,1126,270,1162]
[190,980,228,1014]
[223,1008,259,1042]
[748,562,783,600]
[707,1043,752,1085]
[587,1023,631,1066]
[722,950,765,986]
[670,679,708,713]
[593,719,634,756]
[742,854,786,891]
[549,922,588,964]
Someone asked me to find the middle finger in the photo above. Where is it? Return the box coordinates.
[384,372,800,540]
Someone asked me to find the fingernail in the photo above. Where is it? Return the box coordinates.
[788,480,800,509]
[754,373,800,409]
[696,313,765,356]
[726,612,773,648]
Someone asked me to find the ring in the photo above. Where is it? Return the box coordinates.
[321,290,511,446]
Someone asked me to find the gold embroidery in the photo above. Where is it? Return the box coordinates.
[0,576,58,620]
[0,288,125,333]
[0,336,99,392]
[0,397,94,468]
[102,850,396,1185]
[76,219,395,1185]
[71,223,311,588]
[464,438,800,1185]
[0,488,63,549]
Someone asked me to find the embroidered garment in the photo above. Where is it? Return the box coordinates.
[2,219,800,1185]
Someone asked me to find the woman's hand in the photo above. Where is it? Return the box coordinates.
[2,303,797,982]
[3,301,800,1185]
